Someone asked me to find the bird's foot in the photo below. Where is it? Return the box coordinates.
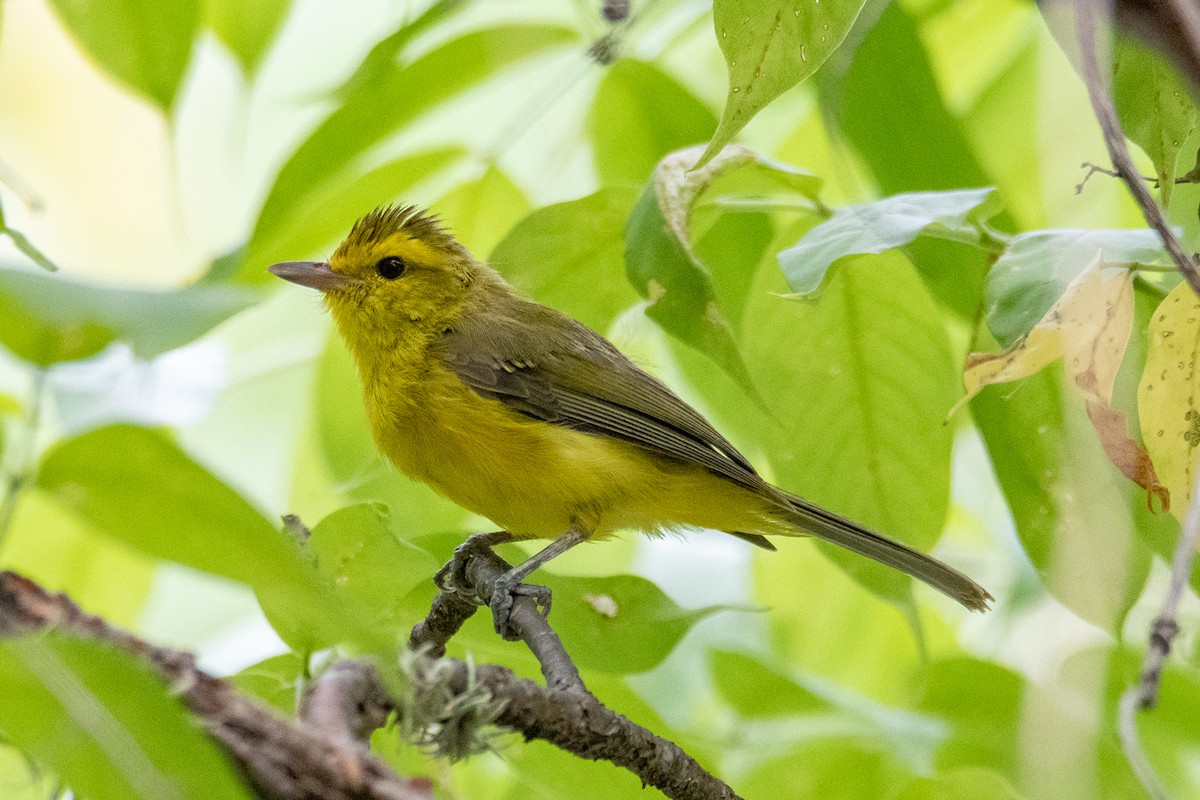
[433,531,513,601]
[488,573,552,641]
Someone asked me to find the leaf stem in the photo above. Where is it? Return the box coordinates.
[0,196,58,272]
[0,369,49,553]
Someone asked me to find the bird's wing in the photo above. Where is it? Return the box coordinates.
[432,298,766,494]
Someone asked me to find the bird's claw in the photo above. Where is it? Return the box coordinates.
[433,536,501,602]
[489,576,552,641]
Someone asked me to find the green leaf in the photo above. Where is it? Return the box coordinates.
[778,188,1001,296]
[916,658,1022,775]
[0,635,252,800]
[47,0,199,110]
[1105,651,1200,798]
[205,0,291,76]
[35,425,381,651]
[241,24,576,282]
[970,369,1152,632]
[748,252,959,606]
[896,768,1026,800]
[333,0,469,101]
[230,653,305,714]
[588,59,716,185]
[432,165,530,256]
[537,573,736,674]
[625,187,753,391]
[710,649,832,717]
[986,229,1168,346]
[700,0,867,167]
[490,187,641,332]
[306,502,440,632]
[833,3,994,195]
[1113,38,1197,207]
[625,144,813,392]
[0,262,257,366]
[249,147,464,268]
[740,741,908,800]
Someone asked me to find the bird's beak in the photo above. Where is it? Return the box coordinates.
[267,261,353,292]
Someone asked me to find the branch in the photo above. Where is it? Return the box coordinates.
[1116,468,1200,799]
[409,547,744,800]
[0,571,432,800]
[1069,0,1200,295]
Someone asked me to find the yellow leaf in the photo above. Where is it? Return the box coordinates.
[1058,265,1134,404]
[1139,281,1200,522]
[961,262,1165,505]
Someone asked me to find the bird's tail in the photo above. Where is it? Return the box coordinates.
[776,492,992,612]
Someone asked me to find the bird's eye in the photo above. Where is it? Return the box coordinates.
[375,256,406,280]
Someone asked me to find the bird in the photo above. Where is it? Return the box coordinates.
[269,205,991,636]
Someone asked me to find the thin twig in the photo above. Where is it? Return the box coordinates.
[1116,469,1200,798]
[300,660,392,749]
[1072,0,1200,295]
[410,546,744,799]
[461,548,585,693]
[0,369,47,552]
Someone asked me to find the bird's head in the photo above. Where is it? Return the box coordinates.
[269,205,486,335]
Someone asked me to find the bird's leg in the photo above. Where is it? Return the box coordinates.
[489,526,589,640]
[434,530,515,598]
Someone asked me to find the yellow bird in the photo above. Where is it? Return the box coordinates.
[270,205,991,634]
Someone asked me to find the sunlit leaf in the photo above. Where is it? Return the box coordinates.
[709,649,831,717]
[700,0,866,167]
[241,24,576,282]
[971,369,1153,631]
[1113,39,1196,207]
[490,187,641,332]
[896,768,1026,800]
[0,635,252,800]
[985,229,1168,346]
[249,148,464,269]
[0,262,256,366]
[748,252,958,606]
[916,658,1022,775]
[833,2,993,195]
[538,573,738,674]
[1139,281,1200,522]
[625,187,753,391]
[626,144,815,391]
[0,490,157,629]
[740,741,907,800]
[778,188,1001,296]
[306,502,440,632]
[333,0,469,100]
[47,0,199,110]
[588,59,716,185]
[205,0,290,76]
[432,166,530,256]
[35,425,381,652]
[230,653,305,714]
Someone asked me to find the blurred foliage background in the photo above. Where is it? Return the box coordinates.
[0,0,1198,798]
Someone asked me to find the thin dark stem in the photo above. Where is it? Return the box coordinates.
[410,543,743,799]
[1072,0,1200,295]
[1116,470,1200,798]
[0,369,47,551]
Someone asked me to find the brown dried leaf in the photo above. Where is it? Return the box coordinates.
[961,260,1164,504]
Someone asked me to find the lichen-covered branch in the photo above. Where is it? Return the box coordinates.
[409,545,744,800]
[0,571,432,800]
